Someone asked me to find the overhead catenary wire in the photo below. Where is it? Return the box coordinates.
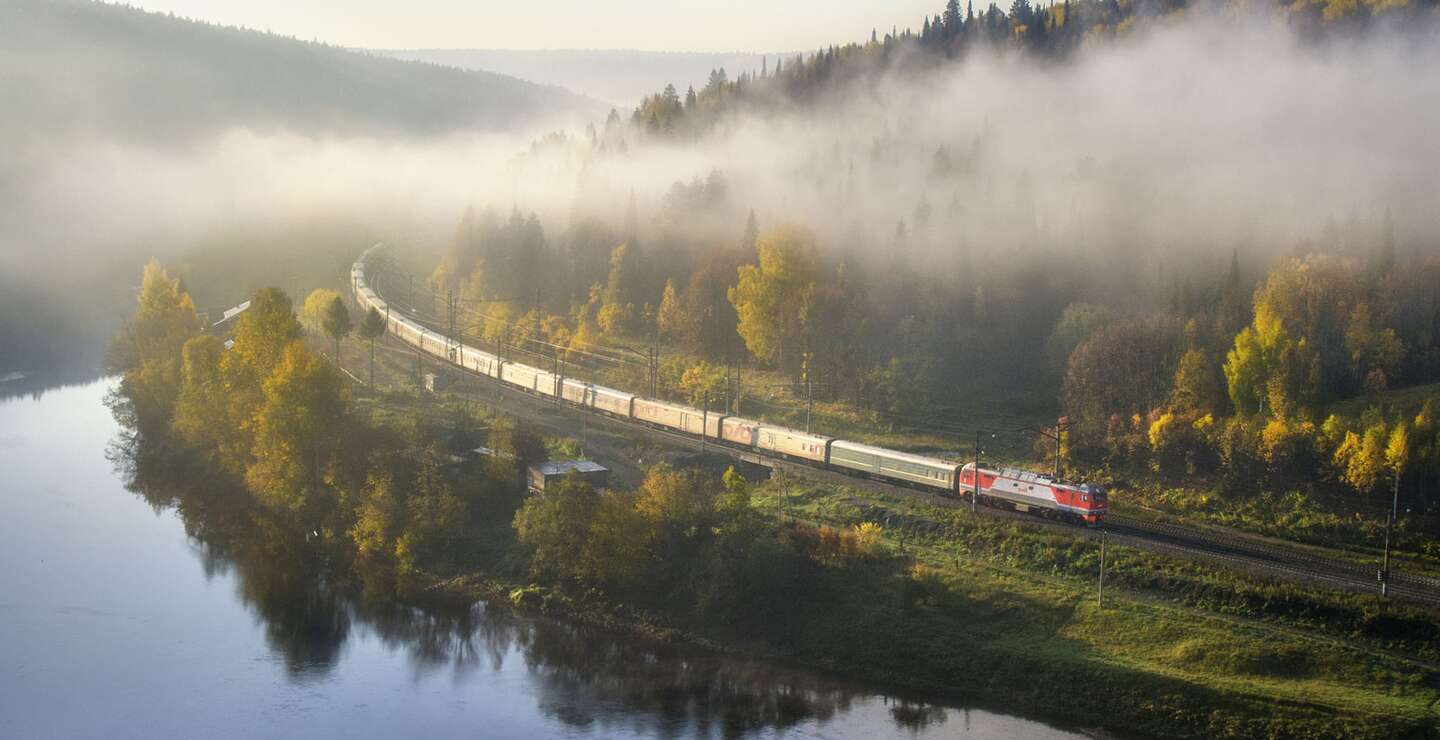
[371,271,653,372]
[368,253,1047,444]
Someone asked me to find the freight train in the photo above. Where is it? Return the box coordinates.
[351,245,1108,525]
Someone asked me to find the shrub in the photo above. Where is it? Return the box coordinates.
[850,522,884,558]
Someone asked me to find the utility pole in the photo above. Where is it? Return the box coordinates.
[701,393,709,455]
[736,361,742,415]
[972,430,980,514]
[447,288,457,364]
[1382,469,1400,597]
[803,352,813,434]
[1054,417,1066,479]
[495,334,503,403]
[1098,529,1107,606]
[581,389,589,457]
[724,363,731,414]
[649,345,658,397]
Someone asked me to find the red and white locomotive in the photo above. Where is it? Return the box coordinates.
[960,464,1107,524]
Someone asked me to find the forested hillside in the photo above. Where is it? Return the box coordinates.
[425,0,1440,540]
[0,0,600,148]
[0,0,603,378]
[624,0,1439,135]
[377,49,776,107]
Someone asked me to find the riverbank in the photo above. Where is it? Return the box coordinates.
[403,475,1439,740]
[18,379,1091,739]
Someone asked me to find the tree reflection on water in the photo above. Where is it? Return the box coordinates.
[108,429,955,738]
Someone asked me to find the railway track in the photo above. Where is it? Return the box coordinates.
[376,339,1440,608]
[1102,515,1440,606]
[356,255,1440,610]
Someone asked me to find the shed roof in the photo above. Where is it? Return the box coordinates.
[533,460,608,476]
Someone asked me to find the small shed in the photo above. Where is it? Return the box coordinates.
[527,460,609,494]
[423,372,449,393]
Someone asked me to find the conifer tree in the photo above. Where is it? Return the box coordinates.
[322,295,352,365]
[741,209,760,251]
[357,307,386,388]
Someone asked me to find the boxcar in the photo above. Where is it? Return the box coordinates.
[534,368,559,398]
[632,398,708,435]
[469,348,502,378]
[560,378,589,406]
[716,416,760,447]
[592,385,635,418]
[756,424,831,464]
[501,362,543,393]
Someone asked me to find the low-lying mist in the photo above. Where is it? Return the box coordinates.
[4,12,1437,367]
[565,17,1440,270]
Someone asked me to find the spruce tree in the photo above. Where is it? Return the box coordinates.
[742,209,760,251]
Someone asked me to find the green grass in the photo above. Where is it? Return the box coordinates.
[745,474,1440,737]
[1112,477,1440,571]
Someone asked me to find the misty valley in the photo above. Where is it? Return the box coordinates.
[3,0,1440,738]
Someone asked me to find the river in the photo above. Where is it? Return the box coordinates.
[0,378,1087,739]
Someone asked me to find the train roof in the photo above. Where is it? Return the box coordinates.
[831,439,961,469]
[591,384,634,400]
[635,397,701,413]
[755,423,832,442]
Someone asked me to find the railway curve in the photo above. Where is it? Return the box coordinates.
[351,244,1440,608]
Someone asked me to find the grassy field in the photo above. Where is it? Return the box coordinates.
[741,475,1440,738]
[422,465,1440,738]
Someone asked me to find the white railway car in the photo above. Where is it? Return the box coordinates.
[560,378,589,406]
[459,345,501,378]
[559,379,639,417]
[632,398,710,435]
[501,362,543,393]
[592,385,635,417]
[716,416,760,447]
[535,368,560,398]
[828,440,959,493]
[756,424,831,464]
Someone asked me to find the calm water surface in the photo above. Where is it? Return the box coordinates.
[0,379,1087,739]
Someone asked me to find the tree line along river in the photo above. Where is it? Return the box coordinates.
[0,377,1089,739]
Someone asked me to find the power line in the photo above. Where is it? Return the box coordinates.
[364,257,1050,444]
[374,277,652,374]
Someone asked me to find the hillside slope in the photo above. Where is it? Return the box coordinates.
[0,0,605,147]
[377,49,777,106]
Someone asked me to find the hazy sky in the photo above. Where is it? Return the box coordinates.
[124,0,939,52]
